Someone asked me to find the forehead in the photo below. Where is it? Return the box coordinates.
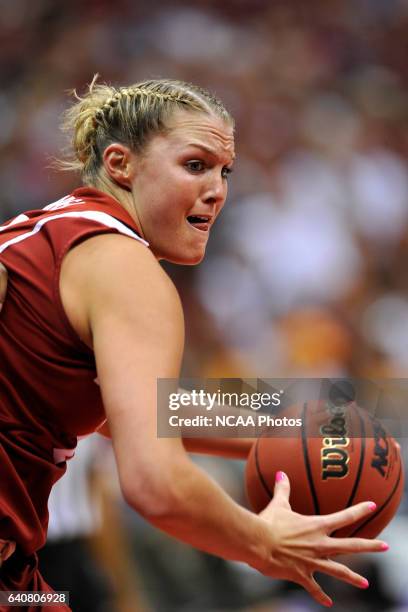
[162,110,235,158]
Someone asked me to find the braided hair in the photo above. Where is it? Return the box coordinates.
[55,75,233,184]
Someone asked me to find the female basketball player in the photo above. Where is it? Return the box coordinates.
[0,78,388,610]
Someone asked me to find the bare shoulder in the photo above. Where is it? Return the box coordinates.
[60,233,182,347]
[62,233,177,295]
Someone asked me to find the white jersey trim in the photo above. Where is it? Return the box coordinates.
[0,210,149,254]
[0,214,30,231]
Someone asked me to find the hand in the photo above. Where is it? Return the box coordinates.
[0,539,16,567]
[254,472,388,607]
[0,262,8,312]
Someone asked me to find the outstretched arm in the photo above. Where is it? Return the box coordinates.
[182,437,254,458]
[98,409,255,459]
[59,233,388,608]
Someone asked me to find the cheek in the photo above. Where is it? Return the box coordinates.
[155,177,197,217]
[136,167,200,236]
[143,189,186,234]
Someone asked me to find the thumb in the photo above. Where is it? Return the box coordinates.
[271,470,291,509]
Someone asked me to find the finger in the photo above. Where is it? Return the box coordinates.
[298,574,333,608]
[322,501,377,532]
[0,540,15,562]
[3,541,15,561]
[270,471,291,509]
[0,262,8,311]
[325,536,388,555]
[314,558,370,590]
[4,542,16,561]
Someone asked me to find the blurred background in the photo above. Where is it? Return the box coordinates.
[1,0,408,609]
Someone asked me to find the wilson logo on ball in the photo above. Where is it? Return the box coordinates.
[246,400,404,539]
[320,403,350,480]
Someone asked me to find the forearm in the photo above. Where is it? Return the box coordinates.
[182,437,254,459]
[141,455,266,567]
[96,425,256,458]
[177,387,256,458]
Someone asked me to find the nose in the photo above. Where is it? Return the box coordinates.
[202,171,227,207]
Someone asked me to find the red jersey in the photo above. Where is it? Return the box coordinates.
[0,188,147,558]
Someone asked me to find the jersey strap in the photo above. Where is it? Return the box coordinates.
[0,209,148,254]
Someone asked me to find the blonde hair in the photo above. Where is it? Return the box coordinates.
[56,75,234,184]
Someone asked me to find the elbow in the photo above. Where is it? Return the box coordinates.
[120,470,182,522]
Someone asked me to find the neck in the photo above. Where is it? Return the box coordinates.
[92,173,145,238]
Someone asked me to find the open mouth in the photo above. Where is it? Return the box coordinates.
[186,215,211,232]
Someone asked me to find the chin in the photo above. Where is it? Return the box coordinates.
[164,247,206,266]
[184,253,205,266]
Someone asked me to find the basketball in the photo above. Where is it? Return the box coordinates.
[245,400,404,538]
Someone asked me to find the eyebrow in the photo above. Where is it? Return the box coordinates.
[186,143,236,162]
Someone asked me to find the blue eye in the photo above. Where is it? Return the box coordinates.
[186,161,205,172]
[185,160,233,179]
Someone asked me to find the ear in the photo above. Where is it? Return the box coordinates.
[102,143,135,190]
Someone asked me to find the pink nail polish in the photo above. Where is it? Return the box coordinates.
[381,543,389,551]
[324,598,333,608]
[368,501,377,511]
[275,471,286,482]
[360,578,369,589]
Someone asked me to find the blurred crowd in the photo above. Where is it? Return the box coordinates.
[1,0,408,610]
